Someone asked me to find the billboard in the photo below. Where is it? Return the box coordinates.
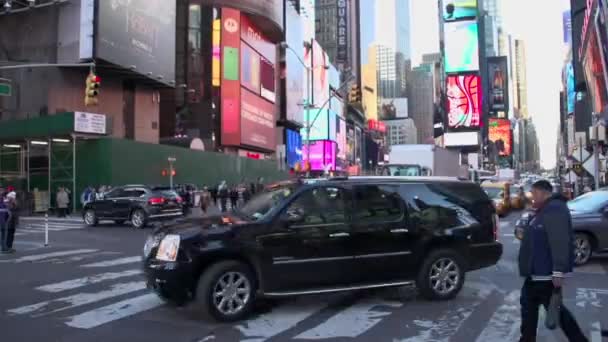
[442,0,477,21]
[95,0,176,85]
[336,0,348,64]
[444,21,479,73]
[220,8,242,147]
[489,118,512,156]
[488,56,509,112]
[241,88,276,150]
[201,0,283,32]
[446,74,481,129]
[285,3,305,124]
[286,129,302,167]
[302,140,337,171]
[566,62,575,114]
[302,109,330,141]
[312,40,330,106]
[563,10,572,45]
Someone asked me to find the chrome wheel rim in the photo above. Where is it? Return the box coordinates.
[132,212,144,228]
[429,258,460,295]
[574,236,591,264]
[84,211,95,225]
[212,271,251,316]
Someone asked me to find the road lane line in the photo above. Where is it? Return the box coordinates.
[236,302,326,341]
[294,298,402,339]
[0,249,98,263]
[591,322,602,342]
[65,293,164,329]
[7,281,147,316]
[474,290,521,342]
[81,256,141,268]
[36,269,143,293]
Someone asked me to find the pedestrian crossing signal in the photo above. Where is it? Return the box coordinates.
[84,73,101,106]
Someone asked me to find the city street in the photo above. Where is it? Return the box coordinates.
[0,211,606,342]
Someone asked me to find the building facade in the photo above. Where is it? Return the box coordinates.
[513,39,529,119]
[408,67,434,144]
[385,118,417,145]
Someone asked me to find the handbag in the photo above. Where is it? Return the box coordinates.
[545,286,562,330]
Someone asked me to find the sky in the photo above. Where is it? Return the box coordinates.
[409,0,569,169]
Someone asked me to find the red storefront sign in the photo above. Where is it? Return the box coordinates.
[240,14,276,64]
[367,119,386,133]
[220,8,241,147]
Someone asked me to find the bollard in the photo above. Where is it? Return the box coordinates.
[44,212,49,247]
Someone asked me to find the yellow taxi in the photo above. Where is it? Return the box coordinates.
[509,185,526,210]
[482,182,511,217]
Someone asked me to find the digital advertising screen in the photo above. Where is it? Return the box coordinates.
[302,109,330,140]
[241,88,276,150]
[566,62,575,115]
[302,140,337,171]
[285,2,305,124]
[95,0,176,85]
[446,74,481,129]
[444,21,479,73]
[489,118,512,156]
[487,56,509,112]
[286,129,302,168]
[443,0,477,21]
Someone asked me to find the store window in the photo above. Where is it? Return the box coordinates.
[189,4,202,52]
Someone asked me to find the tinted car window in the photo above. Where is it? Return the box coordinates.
[239,186,294,220]
[286,186,350,225]
[123,189,147,198]
[104,188,125,199]
[353,185,403,223]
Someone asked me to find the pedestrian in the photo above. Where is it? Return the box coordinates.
[56,187,69,218]
[96,185,106,200]
[256,177,265,194]
[200,186,211,214]
[242,182,251,203]
[517,180,588,342]
[210,186,218,207]
[3,191,18,253]
[229,186,239,210]
[0,195,10,254]
[218,181,228,212]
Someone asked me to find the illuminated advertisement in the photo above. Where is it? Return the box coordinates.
[302,140,337,171]
[444,21,479,73]
[201,0,284,32]
[442,0,477,21]
[302,108,330,141]
[286,129,302,167]
[487,56,509,111]
[446,74,481,128]
[220,8,242,147]
[566,62,575,115]
[336,117,347,161]
[241,89,276,150]
[240,15,276,103]
[312,40,330,106]
[583,33,608,113]
[241,42,261,93]
[489,118,512,156]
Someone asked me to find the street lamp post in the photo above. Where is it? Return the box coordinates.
[168,157,176,189]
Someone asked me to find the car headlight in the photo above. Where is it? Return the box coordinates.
[156,234,180,262]
[143,234,163,257]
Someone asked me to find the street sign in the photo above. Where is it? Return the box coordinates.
[0,83,11,96]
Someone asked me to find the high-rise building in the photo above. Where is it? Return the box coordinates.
[408,67,434,144]
[315,0,360,70]
[385,118,418,145]
[482,0,502,57]
[514,39,529,119]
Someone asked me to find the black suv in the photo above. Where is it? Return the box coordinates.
[83,185,184,228]
[143,177,502,321]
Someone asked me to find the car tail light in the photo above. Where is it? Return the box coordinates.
[492,214,499,241]
[148,197,165,205]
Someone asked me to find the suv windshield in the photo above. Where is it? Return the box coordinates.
[483,187,503,199]
[568,191,608,213]
[386,165,422,176]
[238,186,295,220]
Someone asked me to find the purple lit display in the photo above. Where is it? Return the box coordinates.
[302,140,337,171]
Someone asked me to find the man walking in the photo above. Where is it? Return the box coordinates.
[518,180,588,342]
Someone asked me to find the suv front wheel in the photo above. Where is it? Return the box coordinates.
[416,249,465,300]
[195,261,257,322]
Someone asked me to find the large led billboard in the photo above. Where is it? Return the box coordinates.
[241,89,276,150]
[446,74,481,129]
[302,109,334,141]
[489,118,512,156]
[302,140,337,171]
[566,62,575,115]
[488,56,509,112]
[96,0,176,85]
[443,0,477,21]
[444,21,479,73]
[285,2,305,124]
[286,129,302,168]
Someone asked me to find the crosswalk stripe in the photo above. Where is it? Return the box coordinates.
[81,256,141,268]
[474,290,520,341]
[64,293,164,329]
[236,302,327,341]
[35,269,142,293]
[0,249,98,263]
[7,281,147,317]
[294,298,402,339]
[591,322,603,342]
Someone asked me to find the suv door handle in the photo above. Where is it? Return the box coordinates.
[329,232,350,238]
[390,228,409,233]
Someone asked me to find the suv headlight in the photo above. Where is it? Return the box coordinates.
[156,234,180,262]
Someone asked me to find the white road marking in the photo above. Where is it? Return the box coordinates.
[502,233,515,237]
[36,269,143,293]
[65,293,164,329]
[0,249,98,263]
[236,302,326,341]
[591,322,602,342]
[7,281,147,316]
[576,288,608,308]
[294,298,402,339]
[81,256,141,268]
[474,290,521,342]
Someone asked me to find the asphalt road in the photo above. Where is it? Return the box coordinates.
[1,210,607,342]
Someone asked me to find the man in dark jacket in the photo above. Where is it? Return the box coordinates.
[518,180,587,342]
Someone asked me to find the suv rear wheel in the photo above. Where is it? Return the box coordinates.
[131,210,147,229]
[574,232,592,266]
[83,209,98,226]
[195,261,256,322]
[416,249,465,300]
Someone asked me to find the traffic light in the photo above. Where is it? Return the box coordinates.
[84,73,101,106]
[348,85,361,103]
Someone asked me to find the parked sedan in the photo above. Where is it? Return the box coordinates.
[566,191,608,265]
[83,185,184,228]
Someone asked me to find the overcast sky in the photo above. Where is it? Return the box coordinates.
[410,0,569,168]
